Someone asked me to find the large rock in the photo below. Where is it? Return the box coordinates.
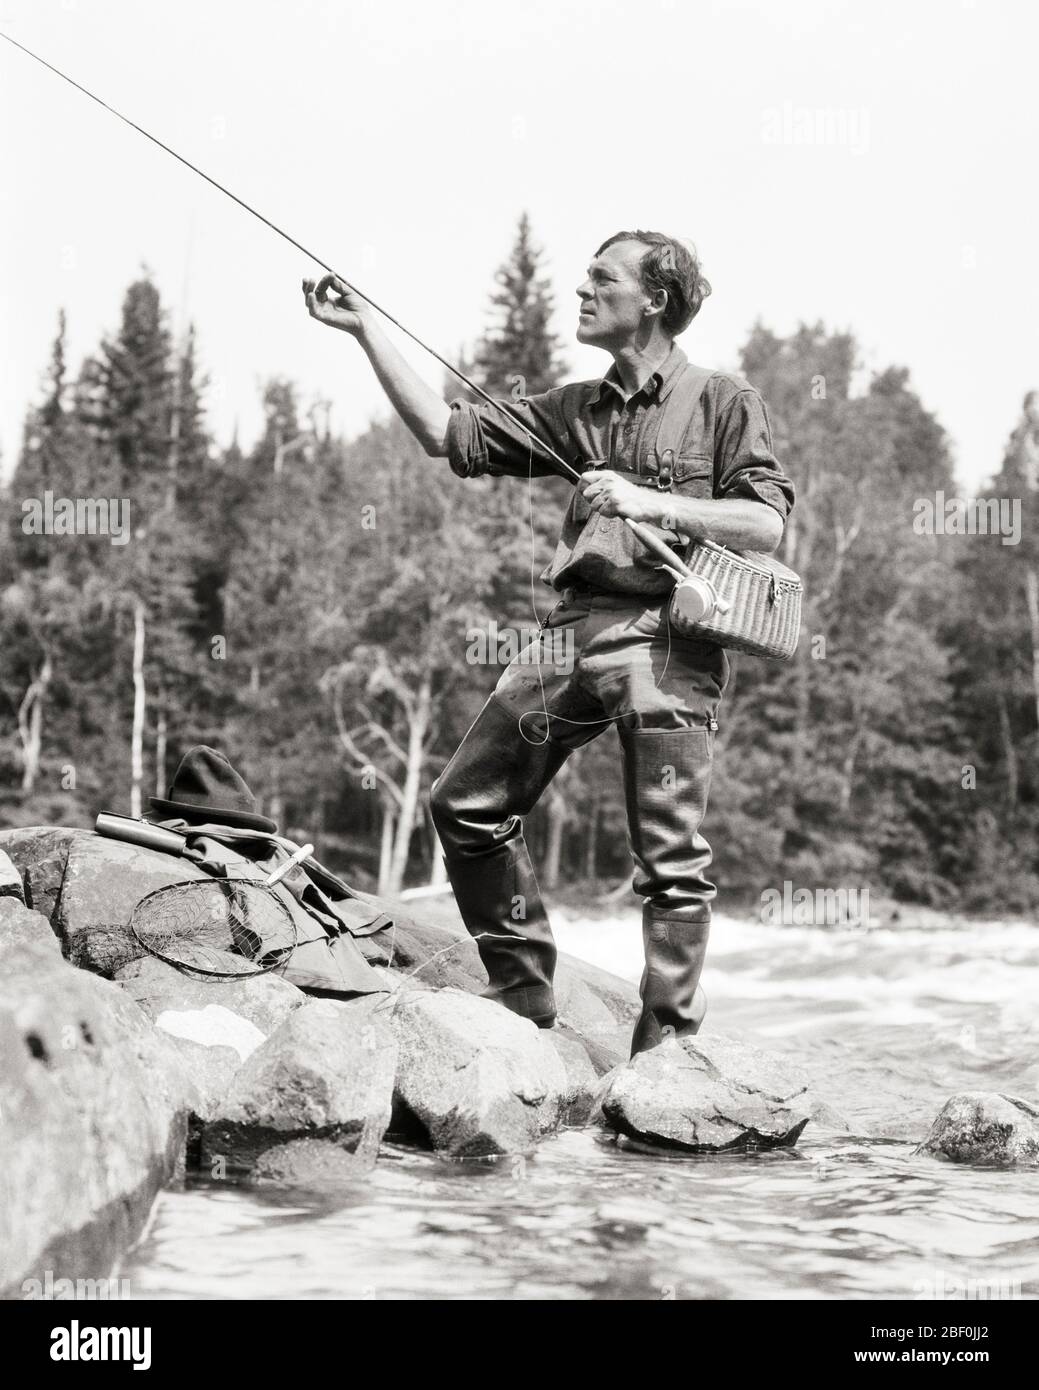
[55,833,213,974]
[917,1092,1039,1167]
[383,904,640,1020]
[114,953,307,1120]
[388,988,567,1157]
[0,897,63,960]
[116,952,306,1034]
[0,847,24,900]
[546,1028,601,1125]
[200,996,398,1173]
[599,1033,813,1152]
[0,941,197,1296]
[382,914,487,993]
[251,1137,373,1187]
[0,826,81,922]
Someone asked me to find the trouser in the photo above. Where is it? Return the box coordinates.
[429,586,729,1055]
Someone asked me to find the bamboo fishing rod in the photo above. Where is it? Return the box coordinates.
[0,29,696,578]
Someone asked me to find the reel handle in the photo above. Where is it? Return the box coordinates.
[624,518,731,618]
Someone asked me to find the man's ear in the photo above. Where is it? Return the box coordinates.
[644,288,668,320]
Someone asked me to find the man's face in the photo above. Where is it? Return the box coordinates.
[575,241,653,349]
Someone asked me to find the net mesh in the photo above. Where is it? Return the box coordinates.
[128,878,298,978]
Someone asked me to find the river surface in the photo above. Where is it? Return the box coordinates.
[123,913,1039,1300]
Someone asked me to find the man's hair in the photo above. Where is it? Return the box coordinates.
[595,230,712,336]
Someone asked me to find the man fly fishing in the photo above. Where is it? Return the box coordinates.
[303,231,795,1055]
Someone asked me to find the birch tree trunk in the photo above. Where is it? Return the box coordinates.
[386,674,432,895]
[378,802,395,896]
[543,786,567,890]
[130,599,146,818]
[17,651,53,795]
[996,688,1019,806]
[154,704,167,798]
[428,818,448,886]
[584,794,599,880]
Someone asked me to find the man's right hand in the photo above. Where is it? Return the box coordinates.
[302,273,371,337]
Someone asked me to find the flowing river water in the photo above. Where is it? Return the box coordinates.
[123,912,1039,1300]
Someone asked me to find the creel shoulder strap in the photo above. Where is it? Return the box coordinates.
[652,361,717,489]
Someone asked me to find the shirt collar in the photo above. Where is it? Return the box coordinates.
[590,343,689,407]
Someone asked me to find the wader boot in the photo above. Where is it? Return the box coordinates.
[619,721,717,1057]
[431,695,573,1029]
[441,840,557,1026]
[630,907,710,1057]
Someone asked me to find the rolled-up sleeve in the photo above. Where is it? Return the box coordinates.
[713,388,795,521]
[446,390,570,481]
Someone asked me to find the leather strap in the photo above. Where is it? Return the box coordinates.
[647,361,717,490]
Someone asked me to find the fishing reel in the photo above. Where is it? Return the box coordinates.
[655,550,731,629]
[669,572,731,628]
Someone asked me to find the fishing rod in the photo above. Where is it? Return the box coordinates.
[0,30,697,578]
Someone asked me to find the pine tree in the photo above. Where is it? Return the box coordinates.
[473,212,567,398]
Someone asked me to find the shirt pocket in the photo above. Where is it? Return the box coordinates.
[671,453,714,498]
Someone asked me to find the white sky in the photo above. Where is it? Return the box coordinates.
[1,0,1036,489]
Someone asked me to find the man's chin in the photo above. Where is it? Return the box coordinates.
[576,320,605,346]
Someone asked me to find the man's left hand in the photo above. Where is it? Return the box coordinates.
[580,468,659,523]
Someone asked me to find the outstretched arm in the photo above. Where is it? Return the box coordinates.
[303,274,450,457]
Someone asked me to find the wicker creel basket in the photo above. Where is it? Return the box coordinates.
[671,539,803,660]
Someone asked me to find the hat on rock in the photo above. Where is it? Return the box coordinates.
[149,745,278,834]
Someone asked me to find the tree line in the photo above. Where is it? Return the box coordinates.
[2,213,1037,913]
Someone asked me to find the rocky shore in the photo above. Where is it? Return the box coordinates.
[2,825,1030,1297]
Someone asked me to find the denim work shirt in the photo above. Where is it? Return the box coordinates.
[446,342,795,597]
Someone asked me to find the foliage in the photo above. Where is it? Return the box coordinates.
[1,225,1033,911]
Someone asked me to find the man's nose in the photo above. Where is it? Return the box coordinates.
[576,280,594,302]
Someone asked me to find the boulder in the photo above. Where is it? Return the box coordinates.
[383,914,487,993]
[116,952,306,1034]
[200,996,398,1172]
[917,1092,1039,1167]
[251,1137,373,1187]
[388,988,567,1157]
[382,902,641,1020]
[556,956,640,1026]
[115,952,308,1120]
[0,847,24,900]
[0,941,197,1296]
[546,1028,601,1125]
[55,833,213,974]
[0,897,63,959]
[599,1033,813,1152]
[0,825,81,921]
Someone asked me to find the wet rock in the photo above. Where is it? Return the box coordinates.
[55,833,213,974]
[0,897,63,959]
[0,941,196,1295]
[388,988,567,1157]
[251,1136,372,1187]
[200,996,397,1173]
[546,1028,601,1125]
[918,1092,1039,1167]
[0,847,24,900]
[599,1033,813,1152]
[0,825,81,921]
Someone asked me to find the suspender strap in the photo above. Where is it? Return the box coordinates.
[650,361,717,491]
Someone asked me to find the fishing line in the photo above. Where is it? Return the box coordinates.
[2,31,693,748]
[0,29,583,488]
